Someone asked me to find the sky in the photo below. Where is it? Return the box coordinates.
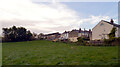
[0,0,118,35]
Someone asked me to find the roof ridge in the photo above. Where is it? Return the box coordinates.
[102,20,120,28]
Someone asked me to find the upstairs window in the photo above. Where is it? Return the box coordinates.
[100,23,104,26]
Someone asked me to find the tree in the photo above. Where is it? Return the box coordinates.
[108,27,117,39]
[77,37,86,45]
[26,30,33,41]
[104,27,118,46]
[2,28,10,42]
[38,33,44,40]
[2,26,33,42]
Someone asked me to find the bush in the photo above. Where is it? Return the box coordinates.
[104,37,120,46]
[103,27,120,46]
[77,37,87,46]
[108,27,116,39]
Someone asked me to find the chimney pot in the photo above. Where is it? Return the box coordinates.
[89,29,91,32]
[110,19,114,24]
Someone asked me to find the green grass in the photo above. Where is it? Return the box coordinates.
[2,40,118,65]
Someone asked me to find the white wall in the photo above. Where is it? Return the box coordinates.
[60,33,69,40]
[92,20,113,40]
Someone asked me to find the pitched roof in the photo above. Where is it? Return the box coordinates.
[102,20,120,28]
[92,20,120,30]
[71,29,79,33]
[63,31,69,34]
[79,29,91,33]
[69,30,79,37]
[45,32,61,36]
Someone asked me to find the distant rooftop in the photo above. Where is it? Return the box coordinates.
[45,32,61,36]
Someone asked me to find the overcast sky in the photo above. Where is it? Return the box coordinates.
[0,0,118,35]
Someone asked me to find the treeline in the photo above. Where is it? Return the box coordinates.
[2,26,33,42]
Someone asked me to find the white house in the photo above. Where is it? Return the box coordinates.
[78,28,92,39]
[92,19,120,40]
[59,31,69,40]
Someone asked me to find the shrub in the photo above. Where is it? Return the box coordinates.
[104,37,120,46]
[108,27,117,39]
[77,37,87,46]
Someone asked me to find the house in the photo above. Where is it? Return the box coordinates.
[32,33,39,39]
[38,33,46,40]
[92,19,120,40]
[78,28,92,39]
[68,28,92,42]
[68,29,79,42]
[45,32,61,41]
[59,31,69,40]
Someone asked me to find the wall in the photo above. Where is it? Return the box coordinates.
[92,20,113,40]
[69,31,78,38]
[117,27,120,37]
[69,37,78,42]
[60,33,69,40]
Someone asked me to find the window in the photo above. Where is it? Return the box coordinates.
[100,23,104,26]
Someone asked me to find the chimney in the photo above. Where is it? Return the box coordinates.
[64,31,67,33]
[89,29,91,32]
[79,28,81,32]
[110,19,114,24]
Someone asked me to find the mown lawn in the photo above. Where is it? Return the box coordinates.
[2,40,118,65]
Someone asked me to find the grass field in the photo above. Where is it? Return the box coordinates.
[2,40,118,65]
